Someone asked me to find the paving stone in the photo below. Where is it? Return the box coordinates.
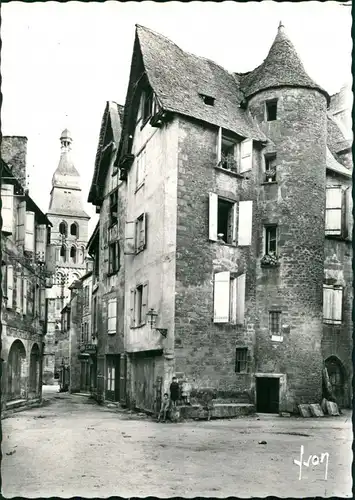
[298,404,312,417]
[309,404,324,417]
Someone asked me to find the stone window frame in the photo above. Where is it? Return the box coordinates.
[265,98,278,122]
[235,347,248,373]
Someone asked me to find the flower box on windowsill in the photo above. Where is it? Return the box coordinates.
[260,253,279,267]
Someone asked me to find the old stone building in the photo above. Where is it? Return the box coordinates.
[89,23,352,414]
[1,136,54,412]
[87,102,126,404]
[44,130,90,383]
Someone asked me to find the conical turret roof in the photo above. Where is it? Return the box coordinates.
[240,23,329,103]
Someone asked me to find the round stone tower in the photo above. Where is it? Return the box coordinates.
[242,23,329,412]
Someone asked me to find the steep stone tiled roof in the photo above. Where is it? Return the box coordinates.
[326,147,352,178]
[135,25,267,142]
[239,23,329,104]
[327,114,352,155]
[88,101,124,204]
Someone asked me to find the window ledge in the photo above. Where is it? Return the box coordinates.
[107,270,120,277]
[323,321,342,326]
[261,181,278,185]
[209,239,237,247]
[130,322,146,329]
[271,335,283,342]
[140,116,151,130]
[214,166,246,179]
[135,181,145,194]
[325,233,347,241]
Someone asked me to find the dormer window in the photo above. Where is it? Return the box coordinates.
[265,99,278,121]
[142,89,153,123]
[199,93,215,106]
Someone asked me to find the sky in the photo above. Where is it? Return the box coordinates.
[2,1,352,235]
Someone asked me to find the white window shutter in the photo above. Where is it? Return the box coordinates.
[213,271,230,323]
[238,200,253,246]
[323,285,333,322]
[22,273,27,315]
[236,273,246,325]
[216,127,222,164]
[16,201,26,246]
[16,269,22,313]
[141,213,147,249]
[240,139,253,173]
[125,221,136,254]
[345,186,353,240]
[25,211,35,252]
[35,224,46,262]
[332,288,343,323]
[1,184,14,234]
[142,282,148,325]
[230,277,237,324]
[6,265,14,309]
[107,298,117,334]
[130,289,135,327]
[209,193,218,241]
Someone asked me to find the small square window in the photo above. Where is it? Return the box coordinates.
[269,311,282,335]
[266,100,277,121]
[199,93,215,106]
[235,348,248,373]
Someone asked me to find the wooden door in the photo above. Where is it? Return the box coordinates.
[133,355,156,412]
[256,377,279,413]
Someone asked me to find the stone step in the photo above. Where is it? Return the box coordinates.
[178,403,255,420]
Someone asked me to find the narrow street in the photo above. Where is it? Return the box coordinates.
[2,386,352,498]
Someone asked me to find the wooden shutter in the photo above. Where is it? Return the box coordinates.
[232,202,237,244]
[40,287,46,321]
[236,273,246,325]
[238,200,253,246]
[323,285,333,323]
[6,264,14,309]
[230,277,237,324]
[125,221,136,254]
[332,287,343,323]
[107,298,117,334]
[240,139,253,173]
[1,184,14,234]
[213,271,230,323]
[23,273,27,315]
[130,289,135,327]
[141,282,148,325]
[16,201,26,246]
[216,127,222,165]
[16,268,22,313]
[35,224,46,262]
[345,186,353,240]
[209,193,218,241]
[325,187,342,235]
[25,211,35,252]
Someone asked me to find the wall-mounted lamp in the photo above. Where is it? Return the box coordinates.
[146,308,168,338]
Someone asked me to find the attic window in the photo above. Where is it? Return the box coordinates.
[199,94,215,106]
[142,90,153,123]
[266,100,278,121]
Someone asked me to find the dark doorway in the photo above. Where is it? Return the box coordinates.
[256,377,280,413]
[80,360,90,393]
[106,355,120,402]
[325,357,345,408]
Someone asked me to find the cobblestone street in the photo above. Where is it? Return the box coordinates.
[2,386,352,498]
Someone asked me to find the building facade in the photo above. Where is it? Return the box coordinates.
[89,24,352,413]
[44,130,90,383]
[1,136,54,412]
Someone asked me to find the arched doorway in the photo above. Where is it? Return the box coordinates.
[29,344,41,396]
[7,340,26,401]
[325,356,345,408]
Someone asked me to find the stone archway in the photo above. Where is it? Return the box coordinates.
[7,340,26,401]
[29,343,41,396]
[325,356,346,408]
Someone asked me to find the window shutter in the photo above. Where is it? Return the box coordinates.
[213,271,230,323]
[1,184,14,234]
[141,213,147,249]
[323,285,333,322]
[16,201,26,246]
[209,193,218,241]
[240,139,253,173]
[141,282,148,325]
[40,287,46,320]
[125,221,136,254]
[25,211,35,252]
[236,273,246,325]
[16,268,22,313]
[107,298,117,334]
[35,224,46,262]
[232,202,237,244]
[325,187,342,234]
[6,264,14,309]
[216,127,222,164]
[332,287,343,323]
[230,277,237,324]
[130,289,135,327]
[238,200,253,246]
[345,186,353,240]
[23,272,27,315]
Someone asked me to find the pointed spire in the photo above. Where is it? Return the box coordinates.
[52,129,80,189]
[240,24,329,104]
